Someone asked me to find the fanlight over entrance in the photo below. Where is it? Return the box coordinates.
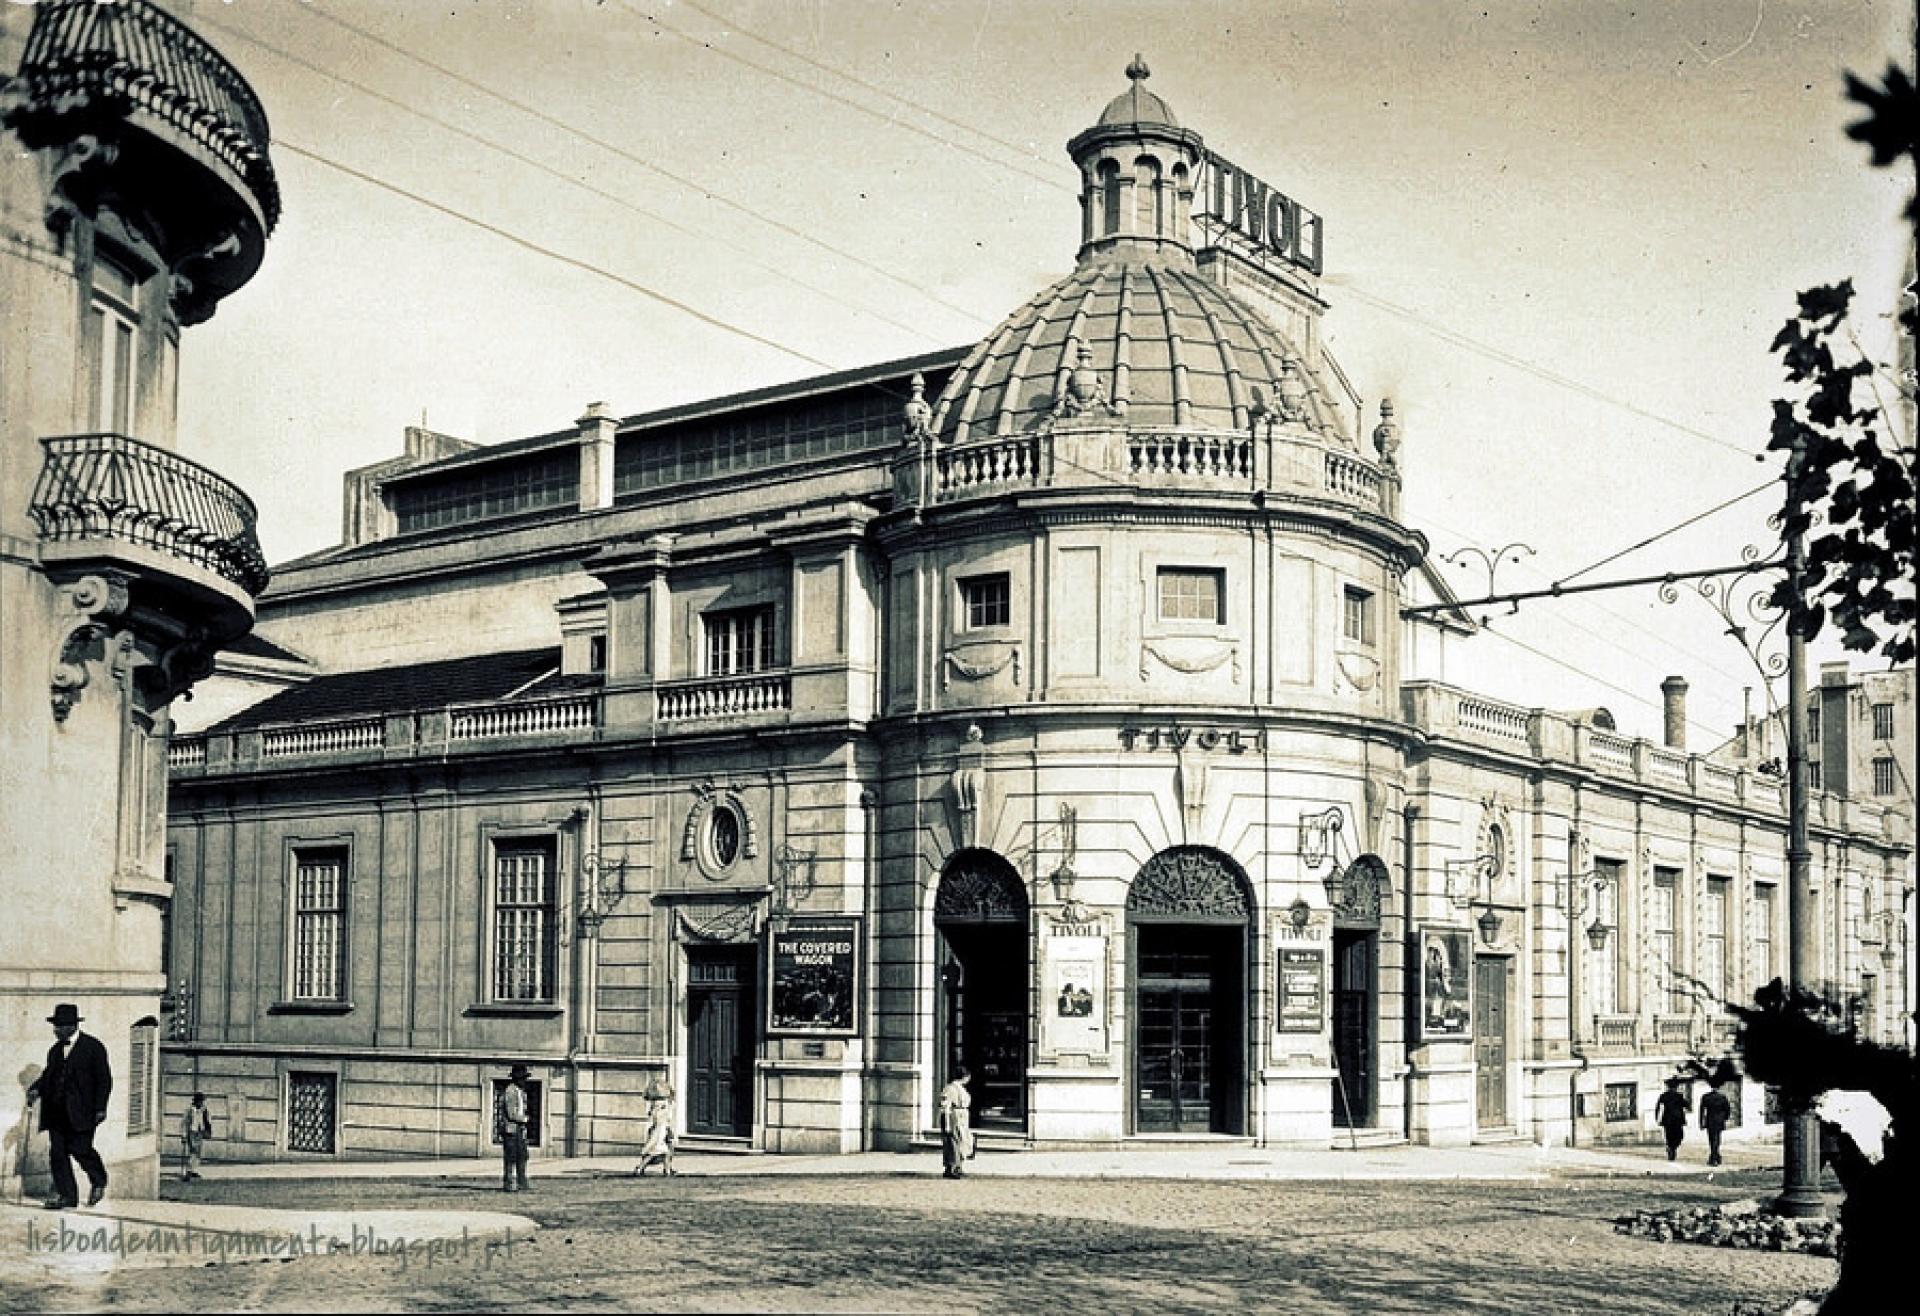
[1126,846,1251,921]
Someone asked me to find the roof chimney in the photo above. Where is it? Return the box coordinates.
[1660,675,1688,750]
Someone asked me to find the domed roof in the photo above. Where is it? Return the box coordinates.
[930,259,1342,444]
[1098,54,1180,130]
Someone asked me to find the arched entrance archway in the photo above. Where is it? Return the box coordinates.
[934,849,1029,1129]
[1127,847,1251,1135]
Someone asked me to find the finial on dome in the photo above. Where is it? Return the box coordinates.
[1126,54,1151,83]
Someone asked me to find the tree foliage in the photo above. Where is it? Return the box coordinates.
[1767,62,1919,666]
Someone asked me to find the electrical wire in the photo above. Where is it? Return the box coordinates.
[674,0,1065,182]
[199,16,947,347]
[626,1,1066,192]
[275,141,838,372]
[1555,479,1780,586]
[286,1,992,327]
[1335,283,1764,460]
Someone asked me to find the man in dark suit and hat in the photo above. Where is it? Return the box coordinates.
[25,1003,113,1209]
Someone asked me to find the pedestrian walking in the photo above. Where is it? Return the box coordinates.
[497,1064,533,1193]
[1700,1079,1732,1166]
[24,1003,112,1209]
[1654,1076,1690,1161]
[182,1092,212,1180]
[938,1067,974,1179]
[636,1078,676,1177]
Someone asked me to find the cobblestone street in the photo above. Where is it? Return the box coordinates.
[3,1164,1835,1313]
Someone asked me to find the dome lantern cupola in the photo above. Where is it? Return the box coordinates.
[1066,56,1208,266]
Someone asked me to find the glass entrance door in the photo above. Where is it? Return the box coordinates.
[1134,926,1241,1133]
[1332,931,1376,1127]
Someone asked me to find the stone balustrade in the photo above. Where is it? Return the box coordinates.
[260,717,384,760]
[657,672,791,722]
[1652,1015,1697,1050]
[897,424,1389,511]
[448,694,598,741]
[1395,680,1903,830]
[1593,1014,1639,1053]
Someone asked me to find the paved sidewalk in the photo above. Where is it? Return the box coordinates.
[178,1135,1780,1186]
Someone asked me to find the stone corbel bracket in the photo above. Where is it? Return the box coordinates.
[50,573,132,723]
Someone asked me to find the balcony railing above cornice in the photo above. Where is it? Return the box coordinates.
[1403,679,1910,842]
[895,423,1396,516]
[30,432,269,596]
[6,0,280,231]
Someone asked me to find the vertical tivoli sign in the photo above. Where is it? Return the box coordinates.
[1194,151,1324,277]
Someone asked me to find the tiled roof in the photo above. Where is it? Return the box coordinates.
[225,630,310,664]
[213,647,573,731]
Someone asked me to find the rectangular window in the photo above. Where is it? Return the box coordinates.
[1343,585,1376,646]
[1809,760,1823,792]
[1591,857,1623,1015]
[1754,884,1776,989]
[704,606,777,676]
[1157,567,1224,623]
[1603,1082,1638,1122]
[86,255,141,433]
[1859,973,1878,1040]
[286,1072,338,1154]
[1652,866,1680,1014]
[1871,702,1895,740]
[1872,758,1896,797]
[587,634,607,673]
[959,573,1011,630]
[1807,701,1821,743]
[493,840,558,1002]
[1704,876,1729,1008]
[290,848,347,1001]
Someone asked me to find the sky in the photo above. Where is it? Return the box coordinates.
[171,0,1915,747]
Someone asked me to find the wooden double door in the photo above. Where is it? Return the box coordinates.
[1473,954,1510,1128]
[687,947,756,1137]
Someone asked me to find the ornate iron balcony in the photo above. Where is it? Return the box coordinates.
[7,0,279,231]
[29,433,269,596]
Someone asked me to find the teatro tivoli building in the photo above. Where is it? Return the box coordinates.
[161,65,1911,1162]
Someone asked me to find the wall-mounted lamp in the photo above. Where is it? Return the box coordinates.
[575,849,628,938]
[1477,907,1503,946]
[1556,864,1615,952]
[1444,853,1500,909]
[1299,807,1344,872]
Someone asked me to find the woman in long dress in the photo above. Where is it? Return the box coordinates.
[938,1067,974,1179]
[636,1081,677,1177]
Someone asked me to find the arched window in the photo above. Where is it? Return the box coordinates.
[1098,160,1122,239]
[1134,156,1164,237]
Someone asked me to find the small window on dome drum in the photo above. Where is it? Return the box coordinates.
[1157,568,1223,624]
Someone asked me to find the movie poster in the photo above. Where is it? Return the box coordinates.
[1039,931,1106,1055]
[767,917,861,1036]
[1419,926,1473,1040]
[1275,946,1326,1033]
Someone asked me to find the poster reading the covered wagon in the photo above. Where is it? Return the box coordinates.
[767,917,862,1037]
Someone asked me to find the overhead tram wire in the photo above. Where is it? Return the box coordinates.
[674,0,1064,181]
[625,1,1068,194]
[275,142,838,373]
[200,19,947,348]
[1554,479,1779,586]
[297,2,1786,472]
[285,2,993,329]
[1334,283,1761,460]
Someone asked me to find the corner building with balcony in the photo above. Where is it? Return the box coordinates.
[2,0,277,1199]
[162,67,1911,1163]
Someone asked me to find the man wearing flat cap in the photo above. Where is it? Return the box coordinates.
[25,1003,113,1209]
[496,1064,533,1193]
